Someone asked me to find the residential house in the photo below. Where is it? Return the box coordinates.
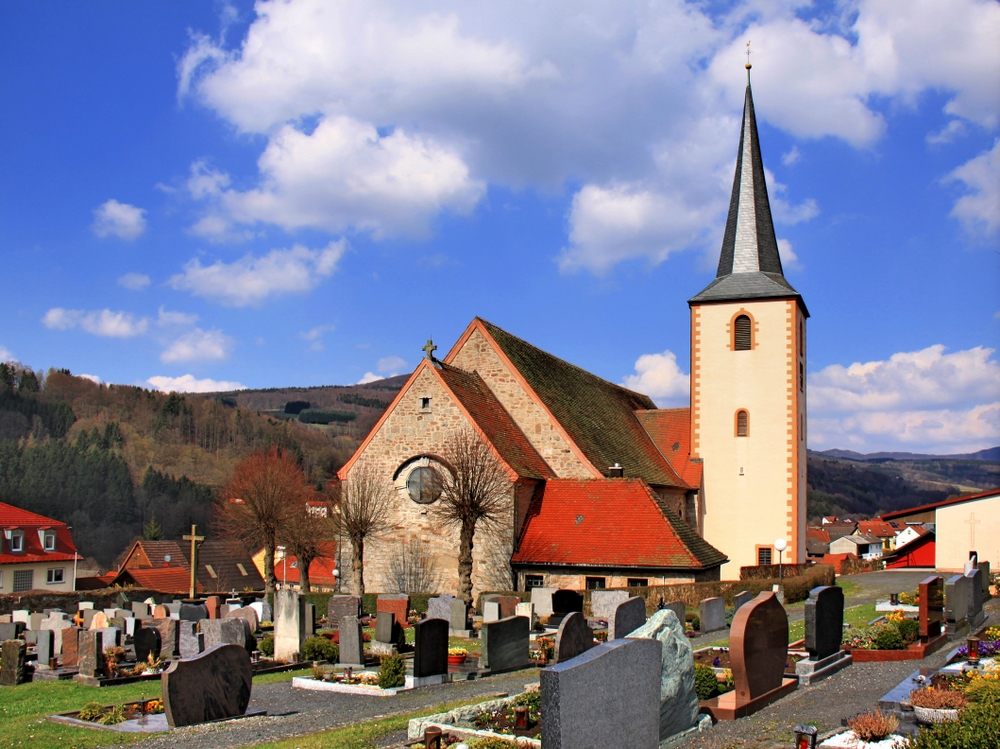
[0,502,78,593]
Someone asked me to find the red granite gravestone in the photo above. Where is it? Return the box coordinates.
[153,604,169,619]
[495,595,520,620]
[377,594,409,628]
[162,644,252,727]
[60,627,82,667]
[919,575,944,640]
[205,596,222,620]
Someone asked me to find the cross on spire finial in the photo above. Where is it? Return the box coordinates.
[745,40,752,83]
[422,338,437,361]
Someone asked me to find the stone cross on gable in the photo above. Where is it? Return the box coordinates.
[422,339,437,361]
[965,512,981,548]
[182,524,205,600]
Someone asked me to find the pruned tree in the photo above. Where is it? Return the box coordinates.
[279,492,334,593]
[216,447,312,597]
[478,525,516,593]
[384,537,440,594]
[433,427,513,604]
[330,460,394,596]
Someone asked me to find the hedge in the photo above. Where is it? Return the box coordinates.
[740,563,815,581]
[267,591,441,620]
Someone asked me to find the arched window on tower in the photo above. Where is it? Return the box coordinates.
[734,315,752,350]
[736,410,749,437]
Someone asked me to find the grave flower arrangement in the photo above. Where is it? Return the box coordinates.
[75,698,164,726]
[473,690,541,738]
[103,646,127,678]
[842,618,918,651]
[898,590,919,606]
[528,638,554,663]
[130,652,162,676]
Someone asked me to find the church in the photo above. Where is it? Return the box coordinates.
[338,73,808,595]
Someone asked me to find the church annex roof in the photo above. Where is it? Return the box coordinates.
[634,408,703,488]
[690,80,806,315]
[512,479,727,569]
[474,319,689,489]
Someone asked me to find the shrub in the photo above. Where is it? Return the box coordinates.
[847,710,899,742]
[377,654,406,689]
[258,635,275,657]
[694,664,719,700]
[467,738,520,748]
[912,681,1000,749]
[78,702,104,721]
[909,688,968,709]
[874,624,904,651]
[96,705,126,726]
[896,617,919,645]
[302,636,338,663]
[513,690,541,712]
[691,615,701,631]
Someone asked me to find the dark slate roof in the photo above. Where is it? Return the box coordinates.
[477,319,688,489]
[690,82,806,314]
[192,539,265,593]
[436,363,555,481]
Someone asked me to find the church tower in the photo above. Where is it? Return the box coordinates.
[689,68,808,575]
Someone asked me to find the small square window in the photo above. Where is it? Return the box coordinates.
[626,578,648,588]
[13,569,33,592]
[525,574,544,589]
[47,568,65,585]
[44,533,56,551]
[420,397,432,411]
[758,547,773,566]
[237,563,249,576]
[206,564,217,579]
[9,533,23,553]
[585,576,606,590]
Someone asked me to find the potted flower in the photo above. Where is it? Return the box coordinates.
[448,647,468,665]
[908,686,967,724]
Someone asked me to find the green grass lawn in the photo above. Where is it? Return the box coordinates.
[836,578,862,600]
[787,603,877,644]
[364,627,482,656]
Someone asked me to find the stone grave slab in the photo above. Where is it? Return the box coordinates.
[179,621,202,659]
[135,626,161,663]
[179,603,208,622]
[483,601,501,623]
[967,568,984,627]
[978,561,990,596]
[78,601,95,610]
[12,610,29,624]
[541,637,660,749]
[377,594,409,629]
[734,591,753,612]
[919,575,944,639]
[36,629,55,669]
[29,613,45,631]
[699,597,726,633]
[274,590,306,661]
[0,622,23,641]
[304,602,316,636]
[426,595,455,623]
[96,627,122,650]
[480,615,530,673]
[249,600,272,623]
[551,590,583,615]
[153,604,169,619]
[628,608,699,741]
[530,587,557,618]
[88,612,109,630]
[131,602,151,619]
[77,630,104,678]
[327,595,361,628]
[60,628,81,667]
[554,611,594,663]
[0,640,27,685]
[663,601,687,627]
[224,605,259,633]
[162,644,253,728]
[413,617,448,679]
[591,590,629,621]
[494,595,520,620]
[945,574,969,625]
[24,630,38,646]
[204,596,222,620]
[805,586,844,659]
[609,596,646,640]
[154,619,180,657]
[448,599,469,632]
[202,618,252,653]
[338,615,364,667]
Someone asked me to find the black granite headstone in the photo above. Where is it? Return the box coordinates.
[179,603,209,622]
[554,611,595,663]
[135,625,162,663]
[805,585,844,660]
[413,617,448,678]
[162,644,252,728]
[552,590,584,615]
[480,615,530,673]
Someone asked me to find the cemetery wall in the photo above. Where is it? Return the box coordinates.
[0,587,171,615]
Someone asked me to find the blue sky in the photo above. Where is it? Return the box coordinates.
[1,1,998,454]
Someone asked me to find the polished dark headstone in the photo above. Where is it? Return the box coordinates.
[162,644,252,728]
[967,568,984,620]
[0,639,27,685]
[480,615,530,673]
[179,603,209,622]
[554,611,595,663]
[375,611,398,644]
[551,590,584,615]
[945,574,969,624]
[919,575,944,639]
[135,625,162,663]
[326,595,361,629]
[376,594,409,629]
[338,615,364,666]
[805,586,844,660]
[609,597,647,640]
[413,617,448,678]
[729,592,788,705]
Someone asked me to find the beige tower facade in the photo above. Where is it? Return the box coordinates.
[689,77,808,576]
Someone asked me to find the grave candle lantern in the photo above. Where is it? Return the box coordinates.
[423,725,442,749]
[967,637,981,666]
[890,593,899,606]
[515,705,529,729]
[793,724,818,749]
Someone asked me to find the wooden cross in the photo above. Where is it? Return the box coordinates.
[422,338,437,360]
[965,512,981,548]
[182,524,205,600]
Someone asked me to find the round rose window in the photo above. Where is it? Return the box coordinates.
[407,466,442,504]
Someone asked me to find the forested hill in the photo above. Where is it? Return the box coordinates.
[0,365,403,569]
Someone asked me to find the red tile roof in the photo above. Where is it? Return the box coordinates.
[857,519,900,538]
[106,567,201,594]
[276,543,341,587]
[435,364,555,480]
[121,540,189,570]
[880,487,1000,521]
[634,408,702,488]
[0,501,78,565]
[512,479,726,569]
[806,528,831,544]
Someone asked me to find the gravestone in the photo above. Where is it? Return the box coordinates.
[609,597,647,640]
[153,604,169,619]
[413,618,449,678]
[729,592,788,705]
[515,601,537,629]
[29,612,44,631]
[24,630,38,645]
[426,595,455,623]
[303,602,316,636]
[483,601,501,623]
[530,587,557,618]
[375,611,398,643]
[734,591,753,612]
[805,586,844,660]
[541,637,660,749]
[77,630,104,678]
[327,595,361,628]
[82,609,99,628]
[338,615,364,667]
[0,622,23,641]
[0,640,27,685]
[11,610,29,624]
[162,644,253,728]
[36,629,55,668]
[274,589,306,661]
[978,561,990,596]
[480,615,530,673]
[554,611,594,663]
[551,590,584,616]
[202,618,252,652]
[699,597,726,633]
[224,605,259,633]
[88,612,109,630]
[154,619,180,657]
[494,595,520,619]
[78,601,95,610]
[664,601,687,628]
[591,590,629,621]
[967,568,984,627]
[167,602,182,617]
[60,628,81,667]
[919,575,944,639]
[377,594,409,629]
[449,599,469,632]
[179,621,203,659]
[124,617,139,637]
[135,626,161,663]
[131,602,151,619]
[628,608,700,741]
[204,596,222,620]
[96,627,122,649]
[945,574,970,624]
[249,600,272,623]
[180,603,208,622]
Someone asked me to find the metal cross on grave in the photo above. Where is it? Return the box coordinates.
[965,512,981,549]
[422,338,437,361]
[182,524,205,600]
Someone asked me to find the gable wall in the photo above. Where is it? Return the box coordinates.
[450,328,593,479]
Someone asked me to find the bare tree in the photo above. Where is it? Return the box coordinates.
[216,447,311,597]
[478,525,516,592]
[433,427,513,604]
[330,460,394,596]
[384,538,440,594]
[279,493,334,593]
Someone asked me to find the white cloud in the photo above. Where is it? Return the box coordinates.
[78,374,102,384]
[357,372,384,384]
[776,238,801,270]
[0,345,13,362]
[160,328,233,363]
[92,199,147,241]
[42,308,150,338]
[377,355,408,374]
[946,139,1000,236]
[118,273,151,291]
[187,159,231,199]
[622,349,690,408]
[147,374,245,393]
[781,146,801,165]
[157,307,200,327]
[808,345,1000,453]
[300,324,336,351]
[169,240,345,306]
[926,120,966,145]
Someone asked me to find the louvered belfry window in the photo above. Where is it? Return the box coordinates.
[734,315,751,350]
[737,410,748,437]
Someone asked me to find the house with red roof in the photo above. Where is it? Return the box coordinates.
[105,538,264,595]
[0,501,78,593]
[251,542,340,592]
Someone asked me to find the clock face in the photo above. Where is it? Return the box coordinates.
[407,466,442,504]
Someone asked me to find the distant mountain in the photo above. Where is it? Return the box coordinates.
[811,447,1000,462]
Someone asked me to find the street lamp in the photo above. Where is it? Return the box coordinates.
[333,568,340,593]
[774,538,788,581]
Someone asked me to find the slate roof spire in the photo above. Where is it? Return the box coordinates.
[689,65,807,314]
